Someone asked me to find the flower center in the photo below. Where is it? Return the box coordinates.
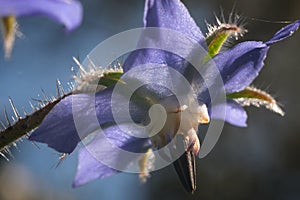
[148,94,210,155]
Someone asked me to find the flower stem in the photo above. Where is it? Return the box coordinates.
[0,93,71,151]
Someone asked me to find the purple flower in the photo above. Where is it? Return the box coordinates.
[0,0,83,57]
[0,0,82,31]
[29,0,299,192]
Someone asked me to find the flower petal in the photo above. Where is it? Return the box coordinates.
[120,63,190,101]
[29,95,81,154]
[266,20,300,45]
[210,99,247,127]
[123,0,205,73]
[73,124,151,187]
[143,0,204,42]
[0,0,83,32]
[29,86,152,153]
[197,21,300,97]
[212,41,268,94]
[28,89,114,153]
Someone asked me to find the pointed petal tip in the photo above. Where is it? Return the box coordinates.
[71,182,77,188]
[72,124,152,187]
[28,131,77,154]
[72,173,93,188]
[266,20,300,45]
[72,179,81,188]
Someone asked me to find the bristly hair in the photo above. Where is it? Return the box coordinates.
[72,56,123,94]
[233,86,285,116]
[0,85,72,160]
[0,58,124,160]
[206,6,248,42]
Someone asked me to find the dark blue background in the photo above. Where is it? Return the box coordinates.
[0,0,300,199]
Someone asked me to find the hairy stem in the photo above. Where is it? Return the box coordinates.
[0,93,71,151]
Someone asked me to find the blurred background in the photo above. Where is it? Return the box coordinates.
[0,0,300,199]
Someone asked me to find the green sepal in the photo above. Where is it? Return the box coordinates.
[206,31,230,58]
[204,23,245,61]
[227,86,284,116]
[98,71,123,87]
[226,87,272,100]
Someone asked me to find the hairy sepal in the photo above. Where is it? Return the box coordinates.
[227,86,284,116]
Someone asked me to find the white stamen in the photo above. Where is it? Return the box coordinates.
[150,94,210,155]
[139,148,155,183]
[197,104,210,124]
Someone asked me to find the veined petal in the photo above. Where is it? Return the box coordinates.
[212,41,268,94]
[210,99,247,127]
[143,0,204,42]
[209,21,300,94]
[120,63,186,101]
[193,20,300,103]
[123,0,205,73]
[193,41,267,105]
[29,86,152,153]
[29,94,81,154]
[266,20,300,45]
[0,0,83,32]
[73,124,151,187]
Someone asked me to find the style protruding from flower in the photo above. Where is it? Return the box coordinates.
[27,0,300,193]
[0,0,83,58]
